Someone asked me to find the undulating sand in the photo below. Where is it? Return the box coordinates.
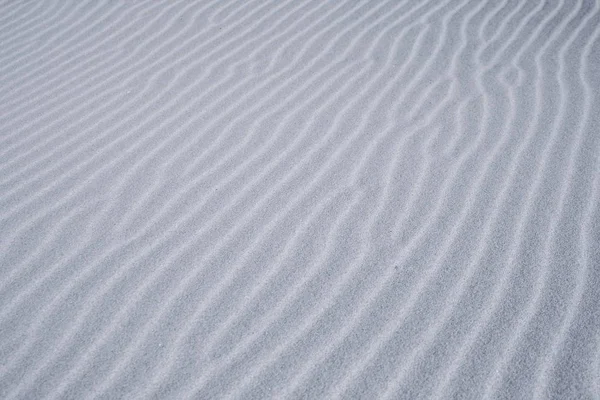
[1,0,600,399]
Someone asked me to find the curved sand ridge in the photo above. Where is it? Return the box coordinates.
[1,0,599,398]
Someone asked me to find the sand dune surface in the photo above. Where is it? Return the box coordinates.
[1,0,600,398]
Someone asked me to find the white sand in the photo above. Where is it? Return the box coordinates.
[1,0,600,398]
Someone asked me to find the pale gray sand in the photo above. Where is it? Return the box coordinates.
[1,0,600,399]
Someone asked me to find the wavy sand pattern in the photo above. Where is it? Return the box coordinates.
[1,0,600,398]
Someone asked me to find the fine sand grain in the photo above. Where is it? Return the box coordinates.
[1,0,600,399]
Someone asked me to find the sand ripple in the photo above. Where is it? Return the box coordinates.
[1,0,599,398]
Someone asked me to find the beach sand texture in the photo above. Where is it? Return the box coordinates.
[1,0,600,398]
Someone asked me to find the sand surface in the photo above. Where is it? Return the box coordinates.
[1,0,600,399]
